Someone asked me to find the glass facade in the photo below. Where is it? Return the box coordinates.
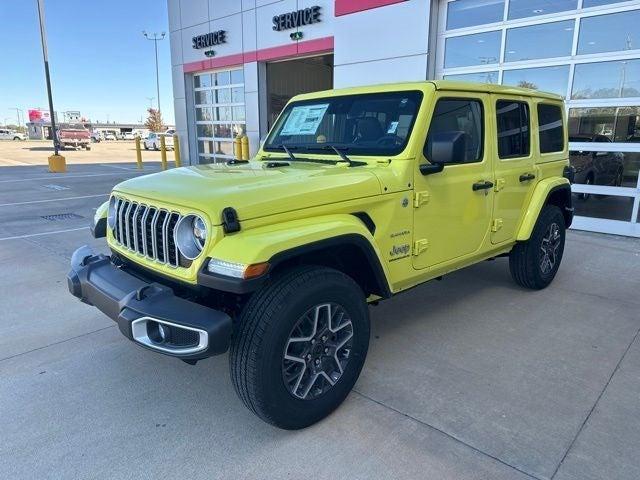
[193,68,246,164]
[438,0,640,236]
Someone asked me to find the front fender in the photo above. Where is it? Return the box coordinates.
[209,214,382,264]
[204,214,391,293]
[516,178,571,241]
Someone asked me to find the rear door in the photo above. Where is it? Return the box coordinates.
[491,96,536,244]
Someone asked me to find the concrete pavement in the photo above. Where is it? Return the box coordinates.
[0,162,639,479]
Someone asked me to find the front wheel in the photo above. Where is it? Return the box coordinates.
[229,266,370,429]
[509,205,566,290]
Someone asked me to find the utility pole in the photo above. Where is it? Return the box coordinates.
[10,108,23,130]
[146,97,155,109]
[36,0,60,155]
[142,31,165,114]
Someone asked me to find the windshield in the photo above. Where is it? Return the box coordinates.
[264,91,423,156]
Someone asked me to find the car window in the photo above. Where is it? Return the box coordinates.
[496,100,530,159]
[538,104,564,153]
[425,98,484,164]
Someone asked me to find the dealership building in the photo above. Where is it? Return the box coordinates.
[167,0,640,237]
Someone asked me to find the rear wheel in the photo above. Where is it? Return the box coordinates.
[509,205,566,290]
[229,266,370,429]
[578,174,593,201]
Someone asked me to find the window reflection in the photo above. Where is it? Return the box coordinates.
[502,65,570,97]
[444,71,498,83]
[573,193,635,221]
[569,106,640,142]
[194,74,212,88]
[446,0,504,30]
[572,60,640,99]
[505,21,574,62]
[569,138,626,188]
[444,31,501,68]
[578,10,640,55]
[508,0,577,20]
[583,0,624,6]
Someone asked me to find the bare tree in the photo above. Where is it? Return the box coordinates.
[517,80,538,90]
[145,108,164,132]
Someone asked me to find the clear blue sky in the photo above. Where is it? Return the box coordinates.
[0,0,174,125]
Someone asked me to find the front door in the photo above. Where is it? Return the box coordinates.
[413,93,494,270]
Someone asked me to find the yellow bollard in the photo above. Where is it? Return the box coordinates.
[240,135,250,161]
[48,154,66,173]
[234,135,242,160]
[173,134,182,168]
[135,137,143,169]
[160,135,167,171]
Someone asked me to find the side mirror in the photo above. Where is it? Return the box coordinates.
[420,131,468,175]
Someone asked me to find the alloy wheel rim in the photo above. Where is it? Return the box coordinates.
[282,303,354,400]
[540,222,561,275]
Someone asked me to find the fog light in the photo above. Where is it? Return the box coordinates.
[207,258,269,279]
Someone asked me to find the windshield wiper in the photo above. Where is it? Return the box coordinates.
[270,144,337,165]
[309,144,366,167]
[281,144,297,162]
[325,145,352,166]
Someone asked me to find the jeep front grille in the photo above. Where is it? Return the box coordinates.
[111,197,181,267]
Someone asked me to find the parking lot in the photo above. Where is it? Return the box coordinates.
[0,139,168,167]
[1,151,639,479]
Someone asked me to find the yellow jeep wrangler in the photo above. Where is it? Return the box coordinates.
[68,81,574,429]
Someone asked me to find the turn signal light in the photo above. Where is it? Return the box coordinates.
[207,258,269,279]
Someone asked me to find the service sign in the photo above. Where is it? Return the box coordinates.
[192,30,227,49]
[273,6,321,31]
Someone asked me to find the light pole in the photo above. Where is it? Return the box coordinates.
[36,0,60,155]
[142,31,165,114]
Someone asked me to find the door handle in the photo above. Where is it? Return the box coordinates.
[519,173,536,182]
[472,180,494,191]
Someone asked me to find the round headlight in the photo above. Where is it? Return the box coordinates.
[175,214,207,260]
[107,196,117,229]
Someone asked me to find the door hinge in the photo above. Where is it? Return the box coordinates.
[413,191,430,208]
[494,178,506,192]
[491,218,504,232]
[413,239,429,256]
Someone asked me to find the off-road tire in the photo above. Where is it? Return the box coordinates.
[229,266,370,429]
[509,205,566,290]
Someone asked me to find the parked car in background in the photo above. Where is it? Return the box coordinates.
[90,131,102,143]
[104,132,117,141]
[569,134,624,199]
[165,129,176,136]
[58,126,91,150]
[122,132,135,140]
[0,129,26,140]
[143,132,174,150]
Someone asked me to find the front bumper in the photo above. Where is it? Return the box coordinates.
[67,246,232,361]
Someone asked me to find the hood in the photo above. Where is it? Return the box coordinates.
[113,161,382,224]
